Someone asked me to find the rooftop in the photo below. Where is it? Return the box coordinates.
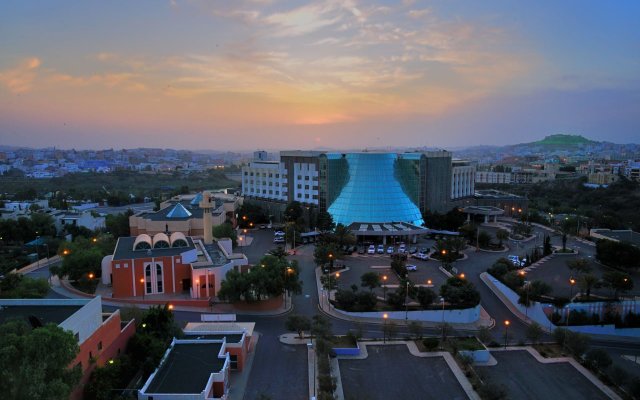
[591,229,640,247]
[347,221,428,236]
[184,333,244,343]
[112,235,196,261]
[146,342,226,394]
[184,322,256,337]
[0,305,82,326]
[475,189,524,199]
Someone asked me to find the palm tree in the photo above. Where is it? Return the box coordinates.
[496,229,509,248]
[580,274,598,298]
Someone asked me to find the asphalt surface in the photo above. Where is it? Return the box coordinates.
[477,350,609,400]
[340,345,467,400]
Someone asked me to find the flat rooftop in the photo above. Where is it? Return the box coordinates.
[146,342,225,394]
[475,189,523,199]
[592,229,640,247]
[185,333,244,343]
[347,221,428,236]
[0,305,82,326]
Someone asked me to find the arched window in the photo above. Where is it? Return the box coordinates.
[145,265,152,294]
[153,240,170,249]
[135,241,151,250]
[156,264,163,293]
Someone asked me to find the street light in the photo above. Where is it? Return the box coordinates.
[405,280,410,320]
[383,313,388,343]
[382,275,388,301]
[140,278,145,300]
[335,272,340,291]
[88,272,94,280]
[440,297,446,341]
[567,278,576,326]
[195,279,200,298]
[459,273,465,279]
[504,320,510,349]
[427,279,432,286]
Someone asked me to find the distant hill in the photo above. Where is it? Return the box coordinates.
[533,134,595,146]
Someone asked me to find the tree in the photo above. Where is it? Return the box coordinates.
[320,274,337,292]
[284,201,303,223]
[212,222,237,247]
[528,280,552,301]
[566,258,591,276]
[585,348,612,371]
[334,289,357,311]
[285,315,311,338]
[525,322,544,344]
[316,210,335,233]
[268,246,288,260]
[333,223,355,248]
[105,211,131,238]
[543,235,552,256]
[496,229,509,247]
[0,320,82,399]
[415,287,436,308]
[383,320,397,341]
[439,276,481,308]
[602,271,633,299]
[579,274,598,298]
[0,274,49,298]
[408,321,424,339]
[477,231,492,248]
[596,239,640,271]
[360,272,381,292]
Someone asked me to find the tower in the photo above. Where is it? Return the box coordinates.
[200,191,214,245]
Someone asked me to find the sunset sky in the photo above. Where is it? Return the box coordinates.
[1,1,639,150]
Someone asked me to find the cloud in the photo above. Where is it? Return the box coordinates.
[408,9,429,18]
[0,57,41,93]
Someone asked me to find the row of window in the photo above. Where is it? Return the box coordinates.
[245,180,287,187]
[296,184,318,190]
[244,172,282,178]
[296,175,318,181]
[296,194,318,199]
[245,189,287,196]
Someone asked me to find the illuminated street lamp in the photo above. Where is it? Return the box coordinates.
[168,304,174,311]
[140,278,145,300]
[195,279,200,298]
[504,320,510,349]
[459,273,465,279]
[383,313,389,343]
[382,275,388,301]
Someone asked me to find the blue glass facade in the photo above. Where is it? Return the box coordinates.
[319,153,424,226]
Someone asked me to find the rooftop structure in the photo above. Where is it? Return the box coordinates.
[590,229,640,247]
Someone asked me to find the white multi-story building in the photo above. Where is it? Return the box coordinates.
[241,161,288,202]
[451,160,475,200]
[475,171,512,184]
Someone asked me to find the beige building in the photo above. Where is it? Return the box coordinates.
[588,172,619,186]
[129,192,242,236]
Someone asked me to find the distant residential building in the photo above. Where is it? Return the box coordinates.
[52,210,106,232]
[588,172,619,186]
[475,171,511,184]
[0,297,135,400]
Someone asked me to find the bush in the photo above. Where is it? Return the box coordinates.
[422,337,439,351]
[477,382,508,400]
[585,348,612,371]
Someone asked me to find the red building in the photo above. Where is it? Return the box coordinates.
[0,297,136,400]
[102,233,248,300]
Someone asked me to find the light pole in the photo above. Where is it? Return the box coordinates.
[567,277,576,327]
[195,279,200,299]
[382,275,388,301]
[404,280,409,320]
[140,278,145,300]
[440,297,446,341]
[383,313,388,343]
[519,270,529,317]
[335,272,340,291]
[504,320,510,349]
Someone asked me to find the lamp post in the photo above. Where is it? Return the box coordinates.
[328,253,333,271]
[504,320,510,349]
[440,297,446,341]
[382,275,388,301]
[140,278,145,300]
[383,313,388,343]
[195,279,200,299]
[519,270,529,317]
[335,272,340,291]
[404,280,409,320]
[567,277,576,327]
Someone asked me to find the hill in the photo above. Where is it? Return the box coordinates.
[534,134,595,146]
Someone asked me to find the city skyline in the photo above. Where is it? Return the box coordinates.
[1,1,639,150]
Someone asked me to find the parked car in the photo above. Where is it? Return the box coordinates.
[398,245,406,253]
[409,246,417,254]
[274,231,285,237]
[274,237,285,244]
[259,224,267,229]
[368,245,376,254]
[358,246,366,254]
[412,252,429,260]
[387,246,394,254]
[406,264,417,271]
[377,244,385,254]
[507,255,525,267]
[419,247,429,254]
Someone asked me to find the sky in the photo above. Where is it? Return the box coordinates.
[1,1,639,151]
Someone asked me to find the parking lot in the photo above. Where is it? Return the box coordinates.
[525,253,640,299]
[477,350,609,400]
[339,345,468,400]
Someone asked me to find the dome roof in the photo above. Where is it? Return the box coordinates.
[170,232,188,247]
[133,234,152,250]
[152,232,170,248]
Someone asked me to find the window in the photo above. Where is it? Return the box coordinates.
[74,333,80,342]
[305,185,309,189]
[297,175,302,180]
[305,194,309,198]
[297,184,302,189]
[98,341,103,351]
[145,266,152,294]
[297,193,301,198]
[156,264,163,293]
[305,176,309,180]
[230,355,238,370]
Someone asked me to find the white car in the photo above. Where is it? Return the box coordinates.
[387,246,394,254]
[398,245,406,253]
[377,244,385,254]
[406,264,417,271]
[507,255,525,267]
[367,245,376,254]
[413,252,428,260]
[274,231,285,237]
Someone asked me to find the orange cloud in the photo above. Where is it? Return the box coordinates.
[0,57,41,93]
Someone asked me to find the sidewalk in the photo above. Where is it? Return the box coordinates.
[314,267,493,330]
